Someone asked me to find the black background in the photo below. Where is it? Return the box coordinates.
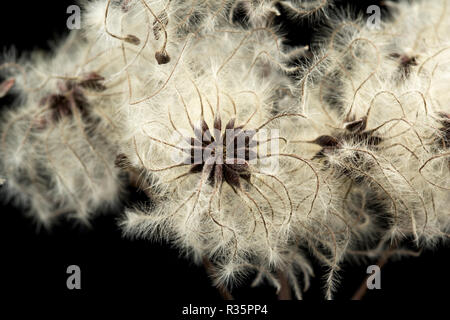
[0,0,449,309]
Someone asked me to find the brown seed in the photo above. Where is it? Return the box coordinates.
[124,34,141,46]
[313,135,339,148]
[115,153,132,169]
[79,72,106,92]
[344,116,367,133]
[155,50,171,65]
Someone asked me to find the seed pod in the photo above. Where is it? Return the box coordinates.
[155,49,171,65]
[124,34,141,45]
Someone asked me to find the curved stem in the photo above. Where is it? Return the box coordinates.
[277,270,292,300]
